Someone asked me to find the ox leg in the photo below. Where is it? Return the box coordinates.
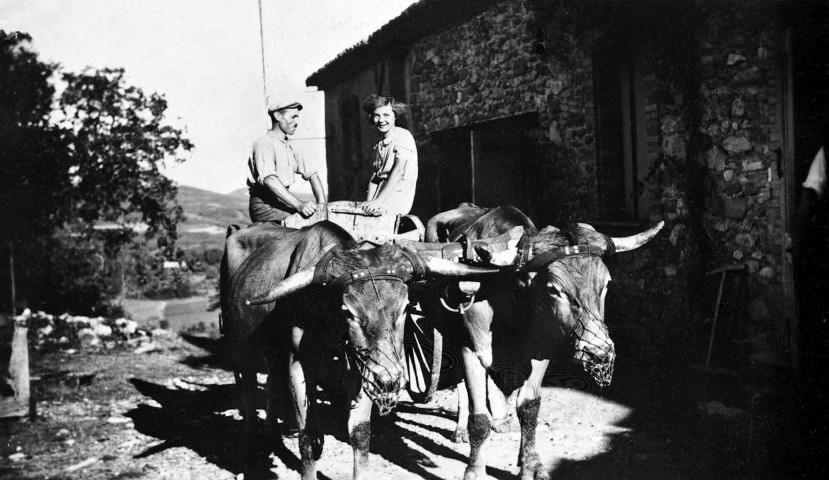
[235,369,258,438]
[488,376,512,433]
[348,391,373,480]
[287,327,323,480]
[462,346,491,480]
[453,381,470,443]
[516,359,550,480]
[235,368,270,473]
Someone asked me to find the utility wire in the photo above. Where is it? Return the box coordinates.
[257,0,268,103]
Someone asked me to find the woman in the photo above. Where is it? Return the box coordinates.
[362,95,418,216]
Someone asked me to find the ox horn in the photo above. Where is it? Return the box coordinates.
[246,268,315,305]
[421,256,501,278]
[609,221,665,253]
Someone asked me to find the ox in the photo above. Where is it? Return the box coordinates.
[221,220,499,480]
[421,203,663,480]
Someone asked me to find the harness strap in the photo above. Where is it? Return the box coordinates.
[522,244,604,272]
[602,234,617,256]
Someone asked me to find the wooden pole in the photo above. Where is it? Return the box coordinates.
[9,240,16,316]
[1,240,31,418]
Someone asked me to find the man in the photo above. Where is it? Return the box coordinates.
[247,96,327,223]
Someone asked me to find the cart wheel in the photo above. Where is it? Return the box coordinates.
[404,304,442,404]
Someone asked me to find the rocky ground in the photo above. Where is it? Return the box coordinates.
[1,309,826,480]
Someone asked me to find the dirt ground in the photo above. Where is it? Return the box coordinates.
[2,317,827,480]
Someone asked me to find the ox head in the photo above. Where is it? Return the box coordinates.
[246,242,499,413]
[520,221,664,386]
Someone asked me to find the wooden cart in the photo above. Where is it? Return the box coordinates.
[282,201,442,403]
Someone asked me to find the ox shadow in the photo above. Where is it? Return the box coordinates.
[177,333,233,370]
[344,401,515,480]
[125,378,284,478]
[125,376,517,480]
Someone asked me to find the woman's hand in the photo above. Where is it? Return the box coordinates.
[361,199,384,216]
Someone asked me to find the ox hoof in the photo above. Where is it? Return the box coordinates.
[519,454,549,480]
[463,466,487,480]
[452,427,469,443]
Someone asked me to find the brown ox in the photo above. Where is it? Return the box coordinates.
[221,220,500,480]
[419,204,663,480]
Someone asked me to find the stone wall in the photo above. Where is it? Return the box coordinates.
[409,0,601,221]
[696,2,788,359]
[407,0,790,363]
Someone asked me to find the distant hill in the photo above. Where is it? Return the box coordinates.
[176,185,249,250]
[175,185,313,251]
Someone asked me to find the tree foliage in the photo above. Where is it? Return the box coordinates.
[1,30,195,313]
[0,32,73,241]
[57,67,193,253]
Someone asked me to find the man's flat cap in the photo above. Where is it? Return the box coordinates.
[267,95,303,113]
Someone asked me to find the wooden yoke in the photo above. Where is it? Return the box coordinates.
[283,200,421,244]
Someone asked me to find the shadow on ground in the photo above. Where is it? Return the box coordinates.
[539,349,829,479]
[124,330,828,480]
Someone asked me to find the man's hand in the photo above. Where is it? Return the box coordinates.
[361,199,384,216]
[298,200,318,218]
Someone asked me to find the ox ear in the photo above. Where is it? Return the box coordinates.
[609,221,665,253]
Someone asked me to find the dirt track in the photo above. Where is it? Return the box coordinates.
[1,326,822,480]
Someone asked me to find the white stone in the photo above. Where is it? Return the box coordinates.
[726,54,746,65]
[94,324,113,337]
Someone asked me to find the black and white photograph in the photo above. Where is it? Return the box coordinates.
[2,1,828,478]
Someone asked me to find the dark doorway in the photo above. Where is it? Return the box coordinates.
[784,2,829,372]
[427,113,538,216]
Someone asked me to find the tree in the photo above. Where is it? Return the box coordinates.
[0,31,73,314]
[0,31,73,244]
[1,31,194,313]
[57,67,193,254]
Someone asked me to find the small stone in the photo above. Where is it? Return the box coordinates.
[732,98,745,117]
[742,159,765,171]
[727,53,746,65]
[724,197,748,218]
[56,428,71,439]
[150,328,172,338]
[8,452,26,462]
[723,169,734,182]
[134,343,159,355]
[723,136,751,153]
[116,318,138,336]
[65,439,76,446]
[107,416,131,424]
[94,324,113,337]
[77,329,100,348]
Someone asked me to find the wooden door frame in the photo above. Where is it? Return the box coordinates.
[780,26,799,369]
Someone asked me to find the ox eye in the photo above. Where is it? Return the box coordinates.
[545,281,561,295]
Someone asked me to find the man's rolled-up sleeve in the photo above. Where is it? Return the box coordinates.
[252,140,277,184]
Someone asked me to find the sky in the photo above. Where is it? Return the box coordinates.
[1,0,419,193]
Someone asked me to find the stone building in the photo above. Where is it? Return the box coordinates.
[307,0,829,372]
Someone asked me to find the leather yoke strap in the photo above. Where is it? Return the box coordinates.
[522,244,604,272]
